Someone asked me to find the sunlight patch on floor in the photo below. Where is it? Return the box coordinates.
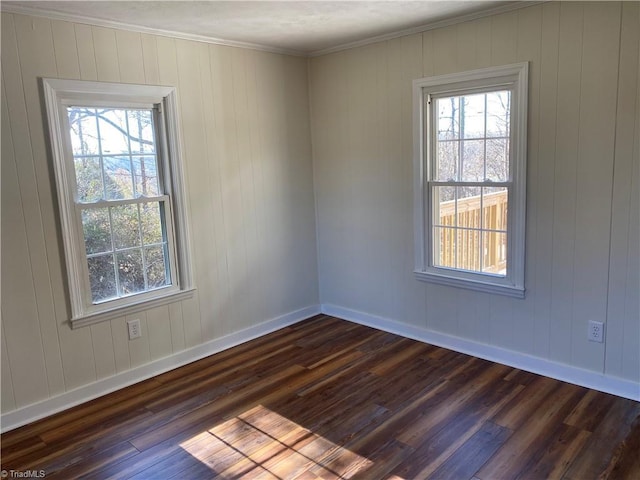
[180,404,374,478]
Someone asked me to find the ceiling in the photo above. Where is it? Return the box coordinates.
[4,1,524,56]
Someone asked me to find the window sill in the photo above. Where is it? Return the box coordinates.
[414,270,525,298]
[70,288,196,329]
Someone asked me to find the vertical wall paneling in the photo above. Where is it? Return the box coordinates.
[115,30,145,84]
[310,2,638,385]
[374,41,394,320]
[283,55,319,312]
[75,24,98,80]
[217,46,247,331]
[1,68,50,405]
[1,84,17,411]
[531,2,560,359]
[205,44,233,340]
[109,316,131,373]
[3,15,67,398]
[548,2,583,366]
[140,34,160,85]
[2,12,319,416]
[571,2,621,372]
[511,4,542,356]
[487,11,518,350]
[195,42,222,343]
[14,14,98,392]
[231,47,259,330]
[432,26,458,76]
[146,306,172,361]
[400,34,426,327]
[90,321,116,380]
[606,1,640,381]
[243,49,267,323]
[383,38,406,324]
[51,20,81,78]
[308,54,332,304]
[175,38,209,346]
[2,65,51,406]
[92,26,120,83]
[1,321,16,412]
[345,45,373,313]
[168,302,185,354]
[622,71,639,381]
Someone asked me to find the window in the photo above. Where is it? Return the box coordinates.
[43,79,194,327]
[413,63,528,297]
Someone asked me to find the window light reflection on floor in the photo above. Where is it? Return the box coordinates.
[179,404,374,478]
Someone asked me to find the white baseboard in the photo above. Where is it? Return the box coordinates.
[0,305,321,433]
[321,304,640,402]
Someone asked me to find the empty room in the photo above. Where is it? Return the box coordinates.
[1,0,638,478]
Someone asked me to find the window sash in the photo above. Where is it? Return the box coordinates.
[426,88,514,278]
[74,194,177,301]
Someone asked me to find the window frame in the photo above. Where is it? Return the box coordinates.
[43,79,195,328]
[412,63,528,298]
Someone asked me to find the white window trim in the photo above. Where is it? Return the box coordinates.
[43,78,195,328]
[412,63,528,298]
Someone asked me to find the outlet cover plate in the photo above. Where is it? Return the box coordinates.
[588,320,604,343]
[127,319,141,340]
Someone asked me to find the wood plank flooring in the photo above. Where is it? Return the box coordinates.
[1,315,639,479]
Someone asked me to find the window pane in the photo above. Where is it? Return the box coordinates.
[456,227,482,272]
[486,138,509,182]
[68,108,100,155]
[104,156,135,200]
[457,187,481,229]
[483,187,509,232]
[486,91,510,138]
[434,226,456,269]
[145,246,169,289]
[436,141,458,181]
[111,204,141,249]
[87,254,116,303]
[74,157,103,203]
[82,208,112,254]
[140,202,164,246]
[434,186,455,226]
[97,109,130,154]
[437,96,459,140]
[461,139,484,181]
[127,110,156,154]
[133,156,160,197]
[482,231,507,276]
[461,94,485,139]
[117,249,145,295]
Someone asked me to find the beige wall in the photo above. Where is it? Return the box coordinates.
[310,2,639,382]
[1,13,319,413]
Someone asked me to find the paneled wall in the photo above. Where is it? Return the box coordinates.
[310,2,639,382]
[1,13,319,413]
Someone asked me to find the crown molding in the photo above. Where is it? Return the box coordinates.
[309,1,545,57]
[2,1,545,59]
[0,2,307,57]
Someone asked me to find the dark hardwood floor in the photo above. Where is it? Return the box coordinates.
[1,315,639,479]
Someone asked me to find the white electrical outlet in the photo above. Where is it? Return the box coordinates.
[588,320,604,343]
[127,319,141,340]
